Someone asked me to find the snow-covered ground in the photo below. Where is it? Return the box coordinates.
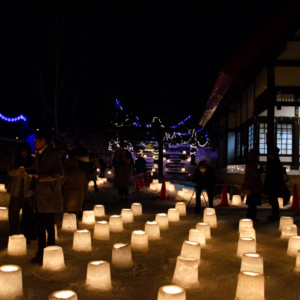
[0,182,299,300]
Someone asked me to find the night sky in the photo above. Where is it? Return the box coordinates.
[1,0,291,134]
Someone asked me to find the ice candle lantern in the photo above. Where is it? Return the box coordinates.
[168,209,180,222]
[61,213,77,231]
[281,225,297,239]
[155,213,169,230]
[232,195,242,206]
[237,238,256,257]
[0,207,8,221]
[235,271,265,300]
[203,207,215,215]
[287,236,300,257]
[240,228,256,240]
[43,246,65,271]
[196,222,211,239]
[172,256,199,288]
[109,215,123,232]
[175,202,186,216]
[94,221,110,240]
[180,241,201,265]
[279,216,294,230]
[111,243,133,268]
[0,265,23,300]
[49,290,78,300]
[203,213,217,228]
[86,261,112,290]
[278,197,284,208]
[295,250,300,271]
[241,253,264,274]
[7,234,27,256]
[82,210,95,225]
[94,205,105,217]
[157,285,186,300]
[145,221,160,240]
[73,230,92,251]
[188,229,206,247]
[239,219,253,232]
[131,230,149,252]
[131,203,142,216]
[121,209,134,223]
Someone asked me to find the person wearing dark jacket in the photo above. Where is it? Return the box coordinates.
[244,149,263,221]
[30,129,64,264]
[7,142,34,236]
[193,160,215,212]
[98,156,107,178]
[135,155,147,175]
[263,146,283,221]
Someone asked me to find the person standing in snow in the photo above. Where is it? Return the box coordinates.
[113,144,132,203]
[193,160,215,213]
[243,149,263,221]
[89,152,99,192]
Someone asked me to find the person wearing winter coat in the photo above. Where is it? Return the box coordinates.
[193,160,215,212]
[98,156,107,178]
[263,146,283,221]
[135,155,147,175]
[7,142,34,236]
[244,149,263,221]
[89,152,99,192]
[30,129,64,264]
[113,146,132,203]
[61,158,88,215]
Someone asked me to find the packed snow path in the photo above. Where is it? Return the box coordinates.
[0,183,299,300]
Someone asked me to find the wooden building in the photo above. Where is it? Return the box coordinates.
[200,0,300,170]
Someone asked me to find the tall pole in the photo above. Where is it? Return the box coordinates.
[158,127,164,182]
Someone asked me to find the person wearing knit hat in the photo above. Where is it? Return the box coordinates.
[263,146,283,221]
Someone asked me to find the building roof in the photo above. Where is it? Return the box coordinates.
[199,0,300,127]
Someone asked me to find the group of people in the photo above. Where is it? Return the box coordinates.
[6,130,107,264]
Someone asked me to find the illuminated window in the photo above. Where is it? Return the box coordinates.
[259,123,267,154]
[276,124,292,155]
[276,94,295,102]
[248,124,254,150]
[236,132,241,157]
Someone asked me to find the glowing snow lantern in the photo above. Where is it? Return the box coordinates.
[7,235,26,256]
[168,209,180,222]
[0,207,8,220]
[187,157,191,162]
[239,219,253,231]
[61,213,77,231]
[180,240,201,265]
[175,203,186,216]
[281,224,297,239]
[82,210,95,225]
[43,246,65,271]
[0,184,6,192]
[196,223,211,239]
[237,238,256,257]
[109,215,123,232]
[279,216,293,230]
[131,203,142,216]
[108,170,112,175]
[295,250,300,271]
[73,230,92,251]
[131,230,149,252]
[203,207,215,215]
[241,253,264,274]
[235,271,264,300]
[181,168,185,172]
[188,229,206,247]
[144,155,147,158]
[240,228,256,240]
[289,195,293,205]
[232,195,242,206]
[172,256,199,288]
[167,159,171,163]
[94,221,110,240]
[111,243,133,268]
[157,285,186,300]
[49,290,78,300]
[153,179,159,184]
[203,213,217,228]
[121,209,134,224]
[155,213,169,230]
[278,197,284,208]
[0,265,23,300]
[101,178,107,183]
[94,205,105,217]
[145,221,160,240]
[287,236,300,257]
[183,151,186,154]
[86,261,112,290]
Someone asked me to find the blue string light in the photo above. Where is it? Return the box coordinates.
[115,99,123,110]
[170,115,191,128]
[0,113,27,123]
